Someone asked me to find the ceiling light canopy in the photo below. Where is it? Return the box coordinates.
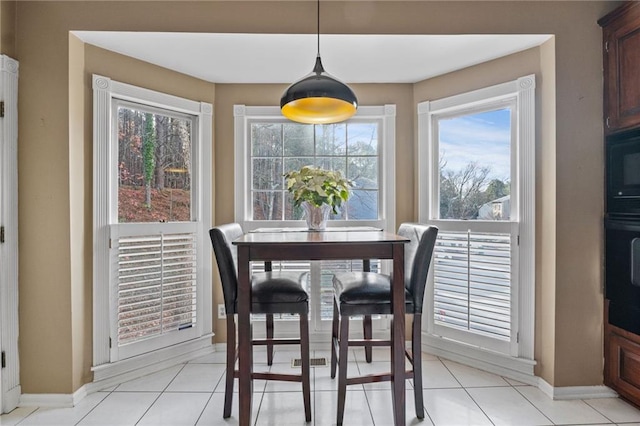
[280,0,358,124]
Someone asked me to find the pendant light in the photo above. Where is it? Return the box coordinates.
[280,0,358,124]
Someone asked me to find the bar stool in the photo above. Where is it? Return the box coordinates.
[210,223,311,422]
[330,223,438,425]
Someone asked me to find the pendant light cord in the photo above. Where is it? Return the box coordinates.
[317,0,320,56]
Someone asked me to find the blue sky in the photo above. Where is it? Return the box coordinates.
[438,108,511,182]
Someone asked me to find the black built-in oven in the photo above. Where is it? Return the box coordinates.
[607,128,640,216]
[606,218,640,335]
[606,127,640,334]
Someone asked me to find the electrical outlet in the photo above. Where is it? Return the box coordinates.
[218,304,227,319]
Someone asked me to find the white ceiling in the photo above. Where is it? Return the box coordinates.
[72,32,552,84]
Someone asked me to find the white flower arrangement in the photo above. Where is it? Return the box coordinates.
[284,166,352,215]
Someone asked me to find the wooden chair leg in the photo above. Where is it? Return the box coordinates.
[363,314,373,363]
[361,260,373,363]
[266,313,274,366]
[336,314,350,426]
[300,312,312,422]
[412,314,424,419]
[224,315,236,418]
[331,298,339,379]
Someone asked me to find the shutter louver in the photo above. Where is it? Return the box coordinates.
[251,261,311,274]
[433,231,511,341]
[118,232,197,345]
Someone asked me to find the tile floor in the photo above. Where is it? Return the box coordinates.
[3,348,640,426]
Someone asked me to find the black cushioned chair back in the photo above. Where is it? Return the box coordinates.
[209,223,244,315]
[397,223,438,313]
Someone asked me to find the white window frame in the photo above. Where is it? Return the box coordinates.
[233,105,396,336]
[418,75,536,376]
[92,75,213,381]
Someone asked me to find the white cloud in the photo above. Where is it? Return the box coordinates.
[439,114,511,181]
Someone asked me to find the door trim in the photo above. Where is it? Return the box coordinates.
[0,55,20,413]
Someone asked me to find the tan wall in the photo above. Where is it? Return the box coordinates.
[0,0,16,58]
[18,1,74,393]
[69,32,88,392]
[14,0,621,394]
[20,26,215,392]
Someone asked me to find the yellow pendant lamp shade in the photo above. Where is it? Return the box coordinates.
[281,56,357,124]
[280,0,358,124]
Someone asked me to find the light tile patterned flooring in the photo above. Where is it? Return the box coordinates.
[3,348,640,426]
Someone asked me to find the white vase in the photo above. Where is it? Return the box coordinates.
[301,201,331,231]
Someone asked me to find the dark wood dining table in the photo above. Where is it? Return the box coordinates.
[232,228,410,426]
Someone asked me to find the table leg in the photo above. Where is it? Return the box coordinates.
[391,243,406,426]
[237,245,253,426]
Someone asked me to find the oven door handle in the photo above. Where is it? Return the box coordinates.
[632,238,640,288]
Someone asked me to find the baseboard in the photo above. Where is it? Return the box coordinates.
[538,378,618,400]
[90,335,214,385]
[423,334,619,400]
[423,333,538,385]
[20,385,88,408]
[21,338,216,408]
[18,339,620,409]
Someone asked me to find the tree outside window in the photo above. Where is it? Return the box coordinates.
[117,105,193,223]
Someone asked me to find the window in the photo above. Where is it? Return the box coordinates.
[235,105,395,231]
[93,75,212,374]
[234,105,395,333]
[249,121,380,221]
[418,75,535,373]
[114,102,199,355]
[432,103,516,348]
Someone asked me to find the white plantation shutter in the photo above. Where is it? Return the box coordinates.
[118,232,197,345]
[112,222,201,359]
[433,231,511,341]
[252,261,312,274]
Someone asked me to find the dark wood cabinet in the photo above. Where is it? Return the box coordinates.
[606,328,640,401]
[605,301,640,404]
[599,2,640,134]
[601,2,640,407]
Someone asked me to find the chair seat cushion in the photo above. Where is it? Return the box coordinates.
[333,272,414,316]
[252,271,308,303]
[250,271,309,315]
